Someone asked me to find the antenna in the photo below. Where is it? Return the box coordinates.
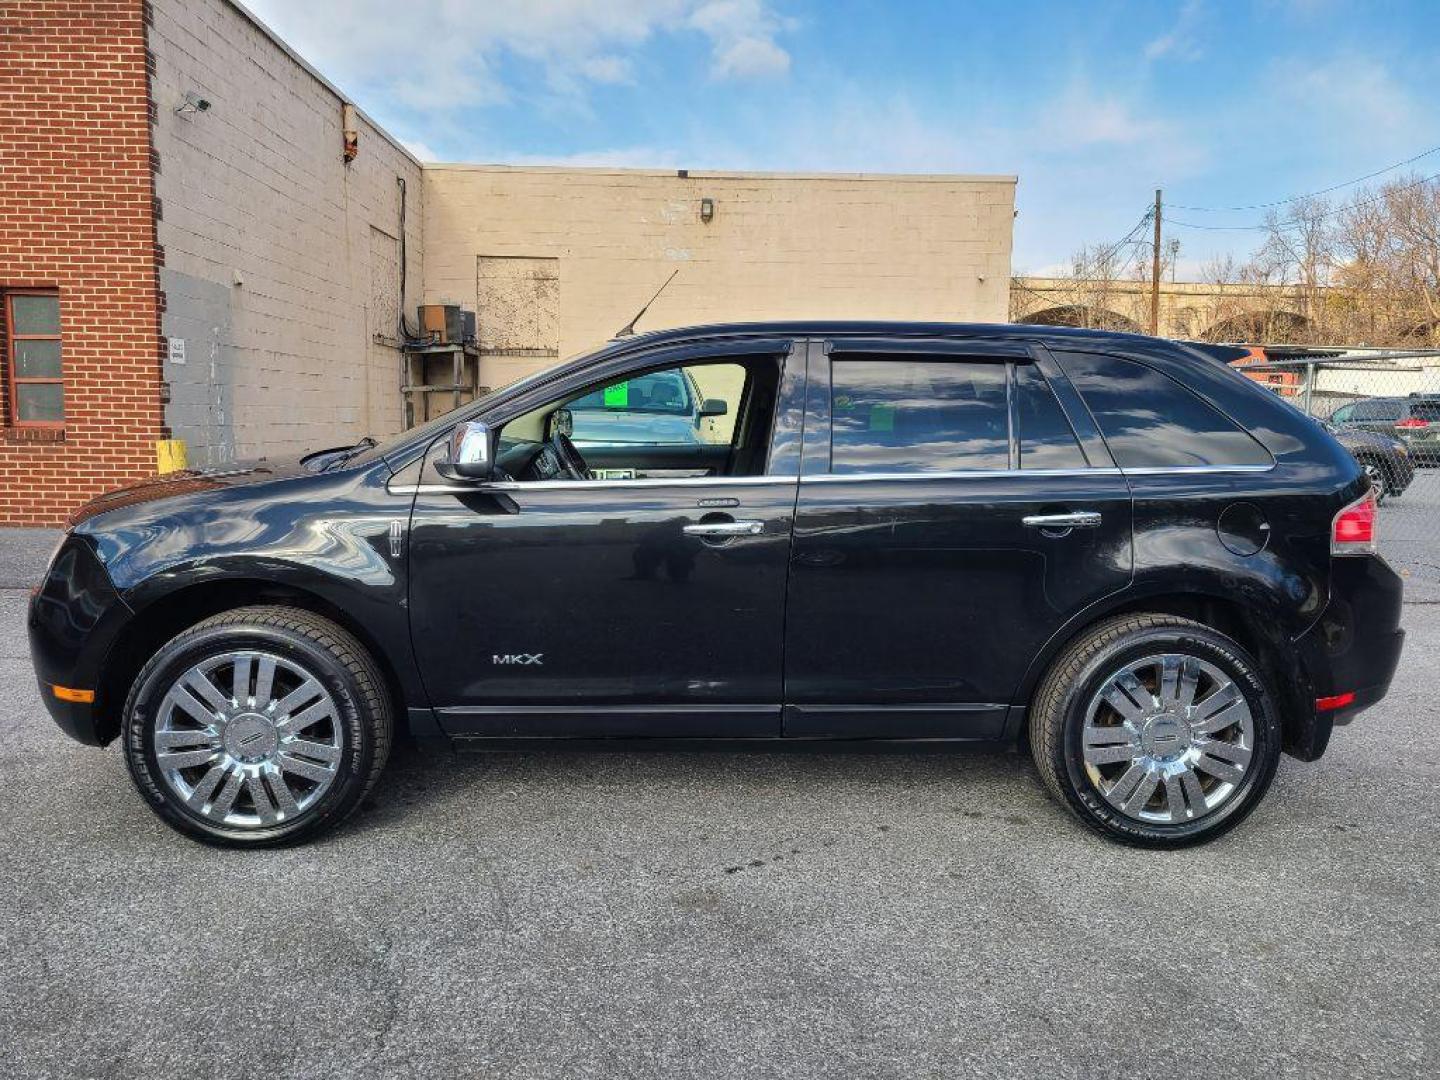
[614,269,680,338]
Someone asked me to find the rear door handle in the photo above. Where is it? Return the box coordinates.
[683,520,764,537]
[1022,511,1102,529]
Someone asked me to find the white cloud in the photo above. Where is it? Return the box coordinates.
[689,0,795,79]
[243,0,792,114]
[401,139,442,162]
[711,36,790,78]
[578,55,634,84]
[1144,0,1205,62]
[1040,83,1172,148]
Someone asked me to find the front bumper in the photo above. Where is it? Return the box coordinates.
[27,534,133,745]
[1287,554,1405,758]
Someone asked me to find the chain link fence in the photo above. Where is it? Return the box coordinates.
[1235,350,1440,599]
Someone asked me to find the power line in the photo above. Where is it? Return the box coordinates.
[1170,171,1440,232]
[1087,208,1155,265]
[1169,143,1440,212]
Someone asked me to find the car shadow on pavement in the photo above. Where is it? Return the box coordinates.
[333,735,1049,847]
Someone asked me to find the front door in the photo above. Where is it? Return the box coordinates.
[783,338,1134,738]
[406,339,804,738]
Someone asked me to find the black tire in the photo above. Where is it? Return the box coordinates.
[123,605,392,847]
[1029,613,1282,848]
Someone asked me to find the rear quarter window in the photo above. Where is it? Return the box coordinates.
[1055,351,1273,469]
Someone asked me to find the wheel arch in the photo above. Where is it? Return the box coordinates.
[1011,588,1316,759]
[93,578,412,747]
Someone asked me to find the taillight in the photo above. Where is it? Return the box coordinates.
[1396,418,1429,429]
[1331,489,1378,555]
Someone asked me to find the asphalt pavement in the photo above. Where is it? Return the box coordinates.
[2,525,1437,1079]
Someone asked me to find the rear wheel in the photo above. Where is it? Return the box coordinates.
[1029,614,1282,847]
[123,606,392,846]
[1359,458,1390,503]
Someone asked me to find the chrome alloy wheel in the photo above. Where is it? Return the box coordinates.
[1081,653,1255,824]
[152,650,343,828]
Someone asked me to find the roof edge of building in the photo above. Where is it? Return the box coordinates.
[421,162,1019,184]
[223,0,422,168]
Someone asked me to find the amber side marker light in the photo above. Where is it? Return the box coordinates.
[1316,692,1356,712]
[51,685,94,704]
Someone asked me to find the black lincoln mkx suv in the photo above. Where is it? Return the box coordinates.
[29,322,1404,847]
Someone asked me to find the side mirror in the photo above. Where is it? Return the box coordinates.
[699,398,728,418]
[438,420,493,480]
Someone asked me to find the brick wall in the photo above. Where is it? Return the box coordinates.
[0,0,163,525]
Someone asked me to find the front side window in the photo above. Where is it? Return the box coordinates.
[5,291,63,426]
[830,357,1009,473]
[1057,351,1272,469]
[566,365,740,448]
[1330,404,1354,423]
[495,357,777,481]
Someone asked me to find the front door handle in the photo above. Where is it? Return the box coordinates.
[683,520,764,537]
[1022,511,1102,529]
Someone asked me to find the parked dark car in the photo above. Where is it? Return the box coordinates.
[1325,424,1413,501]
[560,365,729,478]
[29,322,1404,848]
[1329,395,1440,465]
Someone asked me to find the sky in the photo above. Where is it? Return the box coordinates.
[245,0,1440,279]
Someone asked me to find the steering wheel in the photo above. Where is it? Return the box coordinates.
[549,431,590,480]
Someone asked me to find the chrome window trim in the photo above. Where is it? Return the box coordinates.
[802,467,1123,483]
[389,463,1278,495]
[800,463,1276,483]
[390,475,801,496]
[1118,463,1276,475]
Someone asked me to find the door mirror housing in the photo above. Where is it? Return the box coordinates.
[438,420,494,480]
[699,398,728,418]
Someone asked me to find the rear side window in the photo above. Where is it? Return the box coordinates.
[1410,402,1440,422]
[1057,351,1272,468]
[830,358,1008,473]
[1014,364,1087,469]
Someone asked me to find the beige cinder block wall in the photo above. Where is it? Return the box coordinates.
[423,165,1016,390]
[150,0,425,466]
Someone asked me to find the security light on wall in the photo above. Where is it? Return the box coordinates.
[700,197,715,223]
[174,92,211,119]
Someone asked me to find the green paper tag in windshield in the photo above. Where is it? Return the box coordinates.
[870,403,895,432]
[603,381,629,407]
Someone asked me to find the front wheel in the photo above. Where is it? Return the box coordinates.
[1029,614,1282,847]
[123,606,392,846]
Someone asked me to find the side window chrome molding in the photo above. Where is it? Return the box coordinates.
[390,475,801,495]
[802,467,1123,483]
[389,464,1278,495]
[1118,463,1276,476]
[798,462,1276,483]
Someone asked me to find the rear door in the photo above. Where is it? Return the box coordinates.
[782,338,1133,738]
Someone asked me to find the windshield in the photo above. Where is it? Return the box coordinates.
[567,370,692,415]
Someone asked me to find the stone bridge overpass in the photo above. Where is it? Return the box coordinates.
[1010,277,1316,342]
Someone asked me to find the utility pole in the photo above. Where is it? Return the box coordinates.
[1150,188,1162,336]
